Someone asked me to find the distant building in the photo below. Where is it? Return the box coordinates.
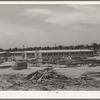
[98,50,100,56]
[10,51,23,60]
[23,51,37,59]
[0,49,94,61]
[37,49,94,61]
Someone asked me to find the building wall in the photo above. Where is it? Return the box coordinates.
[39,51,94,61]
[40,51,94,60]
[0,50,94,61]
[22,50,94,61]
[24,51,37,59]
[25,53,35,59]
[11,52,23,60]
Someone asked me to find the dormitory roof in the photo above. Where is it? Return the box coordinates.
[0,49,93,54]
[38,49,93,53]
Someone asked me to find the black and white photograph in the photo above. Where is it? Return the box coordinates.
[0,2,100,92]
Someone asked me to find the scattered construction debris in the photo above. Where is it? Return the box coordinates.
[24,68,100,90]
[0,67,100,90]
[83,58,100,67]
[25,68,68,81]
[58,56,84,67]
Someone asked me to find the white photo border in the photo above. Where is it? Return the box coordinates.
[0,1,100,99]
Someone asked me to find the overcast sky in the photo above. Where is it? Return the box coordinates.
[0,4,100,49]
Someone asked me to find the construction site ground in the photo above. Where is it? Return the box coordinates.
[0,62,100,90]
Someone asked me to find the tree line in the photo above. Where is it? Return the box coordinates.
[0,43,100,54]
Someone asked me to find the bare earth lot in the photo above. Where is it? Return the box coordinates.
[0,62,100,91]
[55,65,100,78]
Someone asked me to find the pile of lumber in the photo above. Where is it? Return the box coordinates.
[25,68,68,82]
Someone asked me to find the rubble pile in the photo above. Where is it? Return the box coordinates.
[25,68,100,90]
[25,68,68,81]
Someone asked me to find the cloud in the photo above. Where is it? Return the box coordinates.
[45,5,100,27]
[23,5,100,27]
[23,8,54,16]
[0,5,100,49]
[46,12,80,26]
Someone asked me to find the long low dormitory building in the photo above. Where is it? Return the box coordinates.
[0,49,94,61]
[23,49,94,61]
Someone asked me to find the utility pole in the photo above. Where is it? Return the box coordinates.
[22,45,25,59]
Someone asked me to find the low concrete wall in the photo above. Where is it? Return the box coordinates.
[12,61,27,70]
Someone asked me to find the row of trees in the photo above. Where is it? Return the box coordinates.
[5,43,100,53]
[0,43,99,54]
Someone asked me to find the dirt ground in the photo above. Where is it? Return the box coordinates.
[0,62,100,91]
[54,65,100,78]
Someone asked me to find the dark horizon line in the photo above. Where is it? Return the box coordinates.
[0,42,98,51]
[0,0,100,1]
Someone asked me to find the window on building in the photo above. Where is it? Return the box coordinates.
[85,52,89,54]
[70,52,72,55]
[72,52,75,55]
[90,52,93,54]
[64,52,67,55]
[66,52,69,55]
[42,53,46,56]
[60,53,63,55]
[49,53,52,56]
[59,53,61,55]
[81,52,84,54]
[27,53,30,55]
[54,53,56,55]
[54,53,58,55]
[48,53,49,56]
[32,53,34,55]
[76,52,78,55]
